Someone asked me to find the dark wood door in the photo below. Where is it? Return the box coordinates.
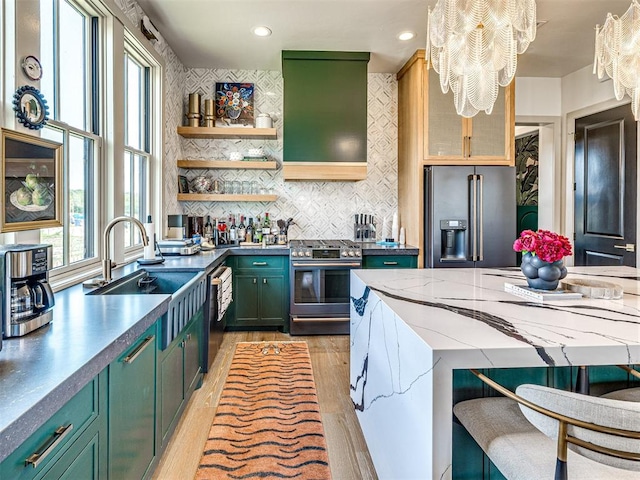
[574,104,637,266]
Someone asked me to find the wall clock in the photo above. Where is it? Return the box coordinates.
[21,55,43,81]
[13,86,50,130]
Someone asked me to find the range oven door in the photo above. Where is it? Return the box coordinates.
[289,261,360,333]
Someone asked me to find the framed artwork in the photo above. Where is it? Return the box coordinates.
[1,128,63,232]
[178,175,189,193]
[215,82,254,127]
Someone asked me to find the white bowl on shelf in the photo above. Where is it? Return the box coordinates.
[229,151,242,161]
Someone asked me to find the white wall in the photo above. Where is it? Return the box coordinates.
[515,77,562,117]
[561,64,616,115]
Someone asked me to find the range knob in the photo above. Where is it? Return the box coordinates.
[355,250,361,257]
[291,251,298,257]
[348,251,355,257]
[342,251,349,257]
[305,251,311,257]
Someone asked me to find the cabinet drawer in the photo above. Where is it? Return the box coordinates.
[235,255,287,271]
[363,255,417,269]
[1,375,101,480]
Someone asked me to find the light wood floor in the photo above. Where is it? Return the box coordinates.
[152,331,378,480]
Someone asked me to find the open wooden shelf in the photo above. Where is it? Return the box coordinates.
[177,126,277,139]
[177,160,277,170]
[177,193,277,202]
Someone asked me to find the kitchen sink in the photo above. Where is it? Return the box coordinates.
[88,269,198,295]
[88,268,208,350]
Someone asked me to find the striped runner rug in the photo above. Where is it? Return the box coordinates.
[195,341,332,479]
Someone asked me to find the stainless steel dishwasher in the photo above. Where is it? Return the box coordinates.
[204,265,232,372]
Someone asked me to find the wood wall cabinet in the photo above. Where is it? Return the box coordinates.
[396,50,515,265]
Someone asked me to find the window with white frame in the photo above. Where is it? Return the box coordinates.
[123,47,151,248]
[39,0,101,270]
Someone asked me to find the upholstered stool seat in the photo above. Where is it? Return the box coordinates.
[603,387,640,402]
[454,396,640,479]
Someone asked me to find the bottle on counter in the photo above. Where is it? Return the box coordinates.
[204,215,213,241]
[254,215,263,243]
[262,212,271,235]
[229,215,237,244]
[246,218,254,243]
[237,215,246,244]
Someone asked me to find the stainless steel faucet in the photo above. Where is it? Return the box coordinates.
[102,216,149,283]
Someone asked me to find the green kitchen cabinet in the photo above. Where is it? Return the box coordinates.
[362,254,418,269]
[158,308,204,447]
[0,370,107,480]
[108,322,157,480]
[226,255,289,331]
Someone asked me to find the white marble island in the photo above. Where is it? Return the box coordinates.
[349,266,640,479]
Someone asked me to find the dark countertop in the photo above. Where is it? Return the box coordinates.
[359,242,419,256]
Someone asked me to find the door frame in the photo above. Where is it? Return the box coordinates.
[564,98,640,267]
[515,116,562,236]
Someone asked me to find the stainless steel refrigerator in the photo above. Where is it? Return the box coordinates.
[424,166,516,268]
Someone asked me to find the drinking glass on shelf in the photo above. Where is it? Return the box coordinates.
[232,181,242,194]
[242,181,251,194]
[251,181,259,195]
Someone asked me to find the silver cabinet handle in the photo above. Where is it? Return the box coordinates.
[614,244,635,252]
[25,424,74,468]
[470,174,478,261]
[477,174,483,261]
[383,261,398,265]
[186,333,192,341]
[263,278,267,284]
[123,335,155,364]
[253,278,257,284]
[252,261,267,266]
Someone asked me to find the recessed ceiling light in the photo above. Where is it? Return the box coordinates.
[398,31,415,41]
[253,26,272,37]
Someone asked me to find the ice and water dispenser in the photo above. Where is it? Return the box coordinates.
[439,220,467,262]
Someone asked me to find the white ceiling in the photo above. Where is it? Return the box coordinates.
[135,0,632,77]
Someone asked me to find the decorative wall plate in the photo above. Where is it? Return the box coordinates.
[13,86,49,130]
[21,55,43,80]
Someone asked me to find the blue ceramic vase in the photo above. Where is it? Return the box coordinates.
[520,252,568,290]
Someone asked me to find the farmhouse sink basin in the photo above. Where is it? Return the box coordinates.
[88,269,198,295]
[89,268,208,349]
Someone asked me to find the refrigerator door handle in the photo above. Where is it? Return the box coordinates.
[477,174,484,262]
[469,174,478,261]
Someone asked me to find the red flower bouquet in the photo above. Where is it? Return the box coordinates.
[513,229,572,263]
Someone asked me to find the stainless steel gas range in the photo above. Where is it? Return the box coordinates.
[289,239,362,335]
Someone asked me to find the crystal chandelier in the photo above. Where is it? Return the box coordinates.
[594,0,640,120]
[426,0,537,117]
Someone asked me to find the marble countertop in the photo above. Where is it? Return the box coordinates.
[353,266,640,368]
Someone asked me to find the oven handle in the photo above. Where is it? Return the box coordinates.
[291,262,361,268]
[291,317,350,323]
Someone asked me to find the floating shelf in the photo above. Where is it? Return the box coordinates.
[177,193,277,202]
[177,160,277,170]
[177,126,277,139]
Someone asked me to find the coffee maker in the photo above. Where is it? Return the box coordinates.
[0,244,55,339]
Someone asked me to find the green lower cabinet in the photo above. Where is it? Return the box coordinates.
[0,370,107,480]
[108,322,157,480]
[159,308,203,447]
[362,254,417,269]
[226,256,289,331]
